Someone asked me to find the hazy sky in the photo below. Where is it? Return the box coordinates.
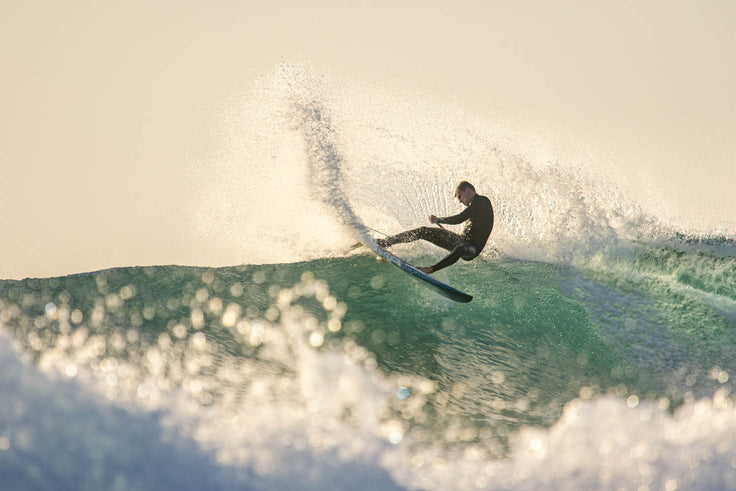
[2,0,734,279]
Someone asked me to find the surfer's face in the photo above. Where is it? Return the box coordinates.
[456,188,474,206]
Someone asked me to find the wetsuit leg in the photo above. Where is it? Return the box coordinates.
[380,226,465,251]
[430,244,477,272]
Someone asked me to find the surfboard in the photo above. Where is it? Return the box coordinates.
[364,240,473,303]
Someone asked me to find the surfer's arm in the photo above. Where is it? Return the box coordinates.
[436,206,473,225]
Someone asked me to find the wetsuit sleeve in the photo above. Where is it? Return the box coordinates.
[437,204,474,225]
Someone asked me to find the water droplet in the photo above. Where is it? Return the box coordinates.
[396,387,410,400]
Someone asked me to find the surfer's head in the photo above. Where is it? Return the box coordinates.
[455,181,476,205]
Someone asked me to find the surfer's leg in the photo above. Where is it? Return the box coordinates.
[378,227,464,251]
[377,227,427,247]
[430,244,477,273]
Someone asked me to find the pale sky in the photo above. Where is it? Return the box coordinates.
[2,0,734,279]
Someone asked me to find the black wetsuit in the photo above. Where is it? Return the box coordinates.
[380,194,494,272]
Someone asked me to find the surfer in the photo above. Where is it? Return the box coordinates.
[376,181,493,274]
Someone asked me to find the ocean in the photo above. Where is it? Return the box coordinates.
[1,64,735,490]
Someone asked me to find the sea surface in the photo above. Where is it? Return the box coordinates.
[2,64,735,490]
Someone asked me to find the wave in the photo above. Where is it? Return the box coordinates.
[2,63,735,489]
[1,236,735,489]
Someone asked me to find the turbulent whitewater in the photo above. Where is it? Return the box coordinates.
[2,64,735,490]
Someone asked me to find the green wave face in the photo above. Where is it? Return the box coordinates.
[2,238,734,464]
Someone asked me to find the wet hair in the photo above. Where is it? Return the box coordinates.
[455,181,475,197]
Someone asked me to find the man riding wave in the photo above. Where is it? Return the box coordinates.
[376,181,494,274]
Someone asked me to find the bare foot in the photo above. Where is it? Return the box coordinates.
[416,266,433,274]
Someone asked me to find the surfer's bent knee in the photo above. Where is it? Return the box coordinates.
[461,245,477,261]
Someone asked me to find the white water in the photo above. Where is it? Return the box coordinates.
[186,63,680,271]
[3,306,736,491]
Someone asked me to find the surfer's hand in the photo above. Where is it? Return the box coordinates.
[429,215,438,223]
